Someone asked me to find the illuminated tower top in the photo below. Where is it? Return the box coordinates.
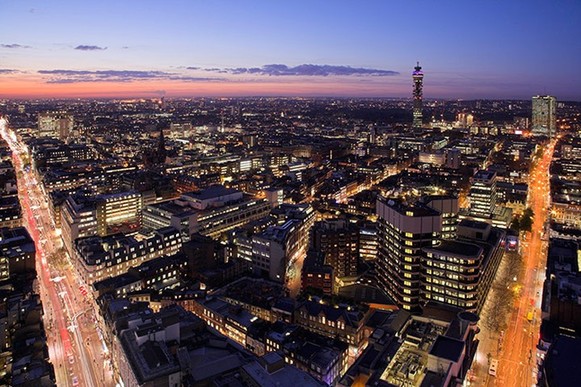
[412,62,424,128]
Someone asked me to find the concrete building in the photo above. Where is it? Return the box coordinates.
[301,251,334,295]
[339,305,479,387]
[61,190,143,256]
[0,227,36,281]
[143,186,271,241]
[294,299,372,348]
[252,219,307,282]
[96,191,142,236]
[422,220,505,314]
[180,185,242,210]
[469,170,497,218]
[359,222,378,261]
[376,197,442,311]
[0,196,22,229]
[532,95,557,137]
[73,226,181,285]
[251,203,315,283]
[424,195,459,240]
[312,218,359,279]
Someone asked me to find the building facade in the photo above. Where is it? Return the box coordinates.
[73,226,181,285]
[376,197,442,311]
[37,112,73,140]
[469,170,497,218]
[532,95,557,137]
[312,219,359,279]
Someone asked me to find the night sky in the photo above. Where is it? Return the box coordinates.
[1,0,580,100]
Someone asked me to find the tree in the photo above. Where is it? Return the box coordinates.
[520,216,533,232]
[510,217,521,231]
[519,207,534,232]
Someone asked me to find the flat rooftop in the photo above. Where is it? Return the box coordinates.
[426,240,482,258]
[183,185,240,201]
[474,170,496,180]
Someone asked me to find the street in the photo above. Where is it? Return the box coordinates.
[469,140,555,387]
[0,117,116,387]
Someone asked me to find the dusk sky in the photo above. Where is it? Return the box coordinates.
[1,0,580,100]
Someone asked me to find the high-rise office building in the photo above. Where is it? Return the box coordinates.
[469,170,497,218]
[423,196,459,240]
[412,62,424,128]
[377,196,504,314]
[532,95,557,137]
[369,125,377,144]
[376,197,442,311]
[422,220,505,313]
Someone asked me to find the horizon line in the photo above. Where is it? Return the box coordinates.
[0,95,576,102]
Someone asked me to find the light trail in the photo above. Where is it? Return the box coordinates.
[0,117,116,386]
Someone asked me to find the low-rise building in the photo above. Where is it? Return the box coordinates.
[339,304,479,387]
[73,226,181,285]
[294,299,372,349]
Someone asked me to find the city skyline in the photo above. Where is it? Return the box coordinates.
[1,0,581,100]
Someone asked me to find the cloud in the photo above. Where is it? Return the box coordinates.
[0,69,18,74]
[74,45,107,51]
[0,44,31,49]
[37,69,223,83]
[193,63,399,77]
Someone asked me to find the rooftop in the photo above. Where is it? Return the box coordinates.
[429,335,465,362]
[182,185,240,201]
[425,240,483,258]
[378,197,440,218]
[474,170,496,181]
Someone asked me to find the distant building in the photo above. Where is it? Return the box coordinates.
[457,112,474,128]
[418,151,446,166]
[142,127,167,167]
[412,62,424,128]
[265,187,284,208]
[532,95,557,137]
[446,148,461,169]
[143,186,271,240]
[369,125,377,144]
[37,112,73,140]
